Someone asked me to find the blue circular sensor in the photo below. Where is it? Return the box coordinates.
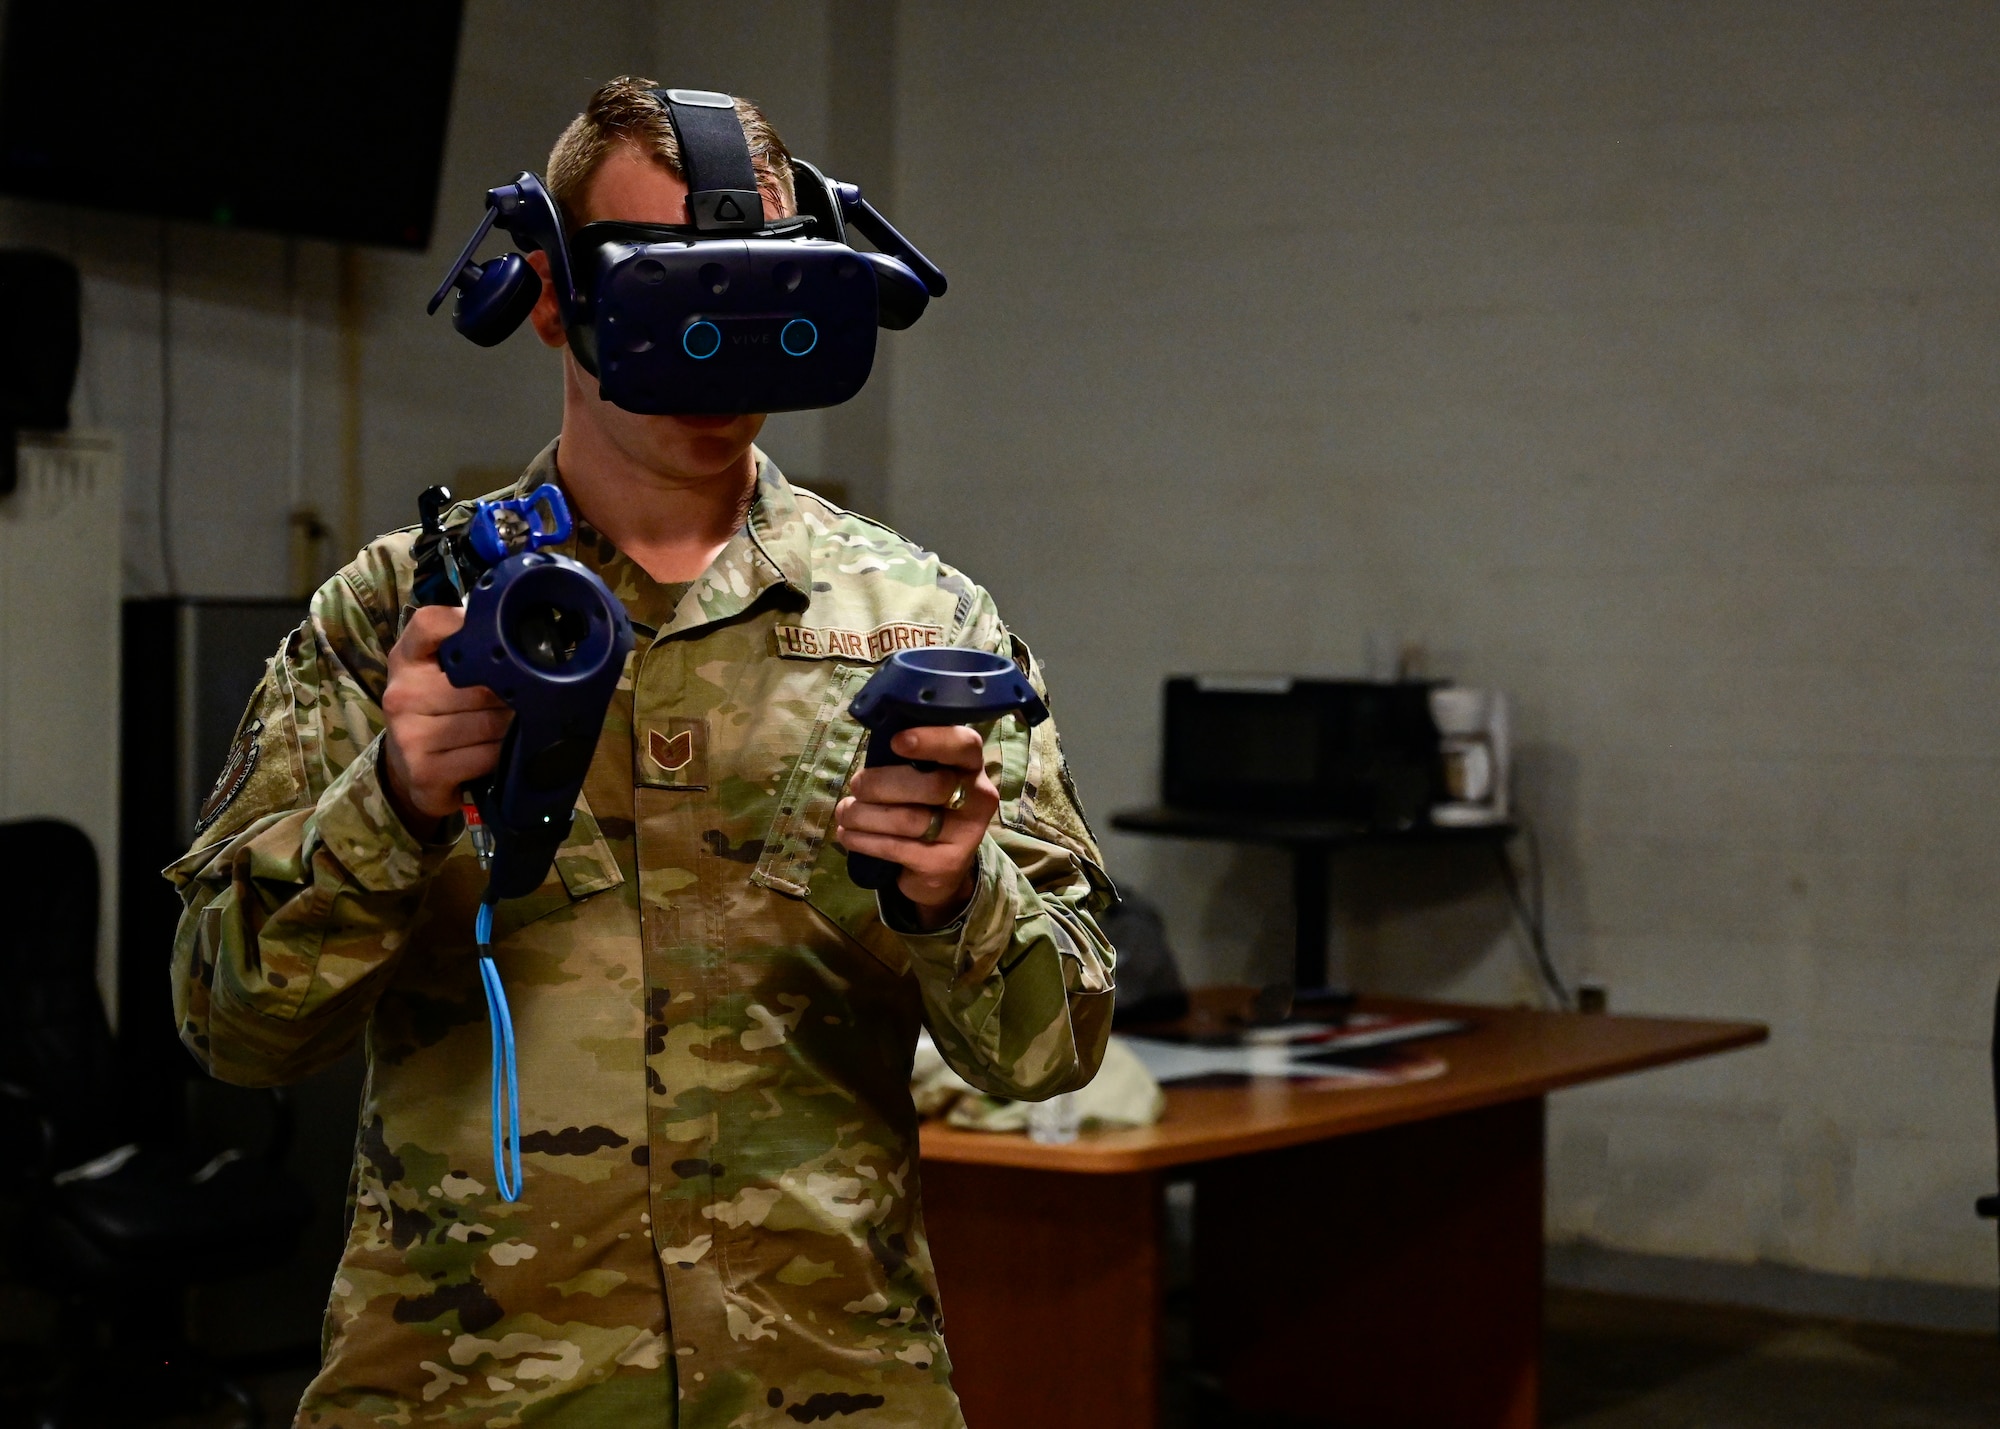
[780,318,818,357]
[682,320,721,360]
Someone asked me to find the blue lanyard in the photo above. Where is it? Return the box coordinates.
[475,900,523,1202]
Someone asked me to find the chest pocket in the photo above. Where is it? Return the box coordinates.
[552,798,623,899]
[482,795,625,942]
[751,662,873,898]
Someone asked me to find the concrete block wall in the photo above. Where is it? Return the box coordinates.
[0,197,346,597]
[886,0,2000,1287]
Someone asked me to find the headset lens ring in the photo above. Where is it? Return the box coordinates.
[780,318,818,357]
[682,320,722,360]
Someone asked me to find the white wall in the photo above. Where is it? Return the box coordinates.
[888,0,2000,1288]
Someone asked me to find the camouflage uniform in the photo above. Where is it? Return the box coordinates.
[168,442,1116,1428]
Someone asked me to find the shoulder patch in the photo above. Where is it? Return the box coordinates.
[195,719,262,835]
[774,622,945,662]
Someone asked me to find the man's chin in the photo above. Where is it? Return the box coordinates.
[630,411,768,478]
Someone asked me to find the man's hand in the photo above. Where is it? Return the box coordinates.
[381,605,512,837]
[834,726,998,929]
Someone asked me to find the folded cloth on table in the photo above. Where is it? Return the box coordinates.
[912,1031,1165,1133]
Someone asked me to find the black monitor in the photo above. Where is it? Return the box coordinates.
[0,2,464,250]
[1162,676,1445,827]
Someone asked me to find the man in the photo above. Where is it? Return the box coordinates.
[169,77,1115,1427]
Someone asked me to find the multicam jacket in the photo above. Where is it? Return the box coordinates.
[168,443,1117,1428]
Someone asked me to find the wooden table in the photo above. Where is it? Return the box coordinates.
[918,998,1767,1429]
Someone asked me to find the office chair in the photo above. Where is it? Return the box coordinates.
[0,818,313,1428]
[1104,893,1191,1028]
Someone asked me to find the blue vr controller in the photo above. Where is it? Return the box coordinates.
[414,483,635,900]
[846,648,1049,891]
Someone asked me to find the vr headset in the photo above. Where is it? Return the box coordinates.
[426,86,946,415]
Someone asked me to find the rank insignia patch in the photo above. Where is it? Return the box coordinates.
[642,719,707,790]
[651,728,693,772]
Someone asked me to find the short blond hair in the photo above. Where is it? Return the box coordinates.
[547,75,796,231]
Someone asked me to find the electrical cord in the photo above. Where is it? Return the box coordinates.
[285,236,305,512]
[66,207,98,429]
[1493,816,1572,1010]
[156,218,178,594]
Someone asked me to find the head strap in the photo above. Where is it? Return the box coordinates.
[653,88,764,232]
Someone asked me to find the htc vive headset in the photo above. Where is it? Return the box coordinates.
[426,87,946,415]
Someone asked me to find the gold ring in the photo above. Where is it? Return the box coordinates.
[920,807,946,843]
[945,779,970,813]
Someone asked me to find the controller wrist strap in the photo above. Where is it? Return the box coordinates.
[474,895,523,1202]
[465,792,523,1203]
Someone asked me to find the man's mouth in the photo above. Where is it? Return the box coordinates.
[673,414,743,431]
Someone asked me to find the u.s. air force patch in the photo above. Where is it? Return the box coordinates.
[773,621,945,661]
[195,718,261,835]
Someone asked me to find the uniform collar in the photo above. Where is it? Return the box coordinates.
[506,438,812,638]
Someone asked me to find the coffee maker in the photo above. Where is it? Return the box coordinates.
[1427,686,1510,826]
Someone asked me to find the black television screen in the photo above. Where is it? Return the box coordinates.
[0,2,464,250]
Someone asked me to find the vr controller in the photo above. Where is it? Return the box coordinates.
[412,484,635,900]
[846,649,1049,891]
[426,87,946,416]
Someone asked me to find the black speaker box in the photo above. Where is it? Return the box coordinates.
[0,249,80,495]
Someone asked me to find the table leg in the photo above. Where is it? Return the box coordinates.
[1192,1097,1545,1429]
[920,1160,1163,1428]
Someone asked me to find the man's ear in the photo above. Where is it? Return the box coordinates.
[524,250,566,349]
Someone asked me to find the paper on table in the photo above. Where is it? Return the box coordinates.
[1119,1036,1385,1085]
[1289,1017,1467,1057]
